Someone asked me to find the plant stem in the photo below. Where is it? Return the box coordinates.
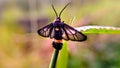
[49,49,59,68]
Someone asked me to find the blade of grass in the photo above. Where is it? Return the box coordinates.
[75,26,120,34]
[56,41,68,68]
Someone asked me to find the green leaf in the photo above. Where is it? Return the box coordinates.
[75,26,120,34]
[56,41,68,68]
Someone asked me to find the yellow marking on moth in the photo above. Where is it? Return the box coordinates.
[53,39,63,43]
[55,28,59,31]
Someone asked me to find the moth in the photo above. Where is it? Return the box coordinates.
[37,3,87,43]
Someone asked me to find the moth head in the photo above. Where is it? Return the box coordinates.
[55,17,61,22]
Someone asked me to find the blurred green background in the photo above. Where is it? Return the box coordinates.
[0,0,120,68]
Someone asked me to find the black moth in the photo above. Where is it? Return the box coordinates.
[37,3,87,42]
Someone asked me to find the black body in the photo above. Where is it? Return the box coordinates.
[53,18,63,40]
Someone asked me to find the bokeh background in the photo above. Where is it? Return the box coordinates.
[0,0,120,68]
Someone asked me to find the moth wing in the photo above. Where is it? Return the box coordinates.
[37,23,54,38]
[62,23,87,41]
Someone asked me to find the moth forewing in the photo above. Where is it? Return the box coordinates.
[61,23,87,41]
[37,23,53,37]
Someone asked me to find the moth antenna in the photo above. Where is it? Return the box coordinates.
[59,2,70,18]
[52,4,58,17]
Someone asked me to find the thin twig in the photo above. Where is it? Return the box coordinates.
[49,49,60,68]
